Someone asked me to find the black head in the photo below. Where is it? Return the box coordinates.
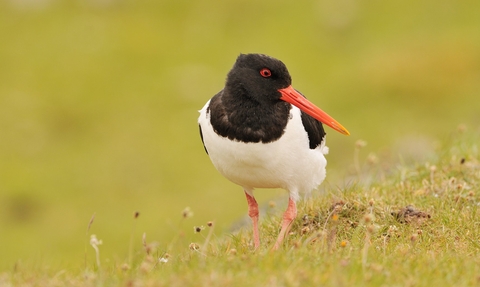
[225,54,292,104]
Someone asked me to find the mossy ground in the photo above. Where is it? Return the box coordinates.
[3,129,479,286]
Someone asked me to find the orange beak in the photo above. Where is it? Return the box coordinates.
[278,85,350,136]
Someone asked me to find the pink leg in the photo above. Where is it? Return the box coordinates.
[245,191,260,249]
[272,197,297,250]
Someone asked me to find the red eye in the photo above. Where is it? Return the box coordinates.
[260,68,272,78]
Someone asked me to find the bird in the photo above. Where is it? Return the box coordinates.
[198,53,350,250]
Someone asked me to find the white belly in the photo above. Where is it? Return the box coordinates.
[198,101,328,200]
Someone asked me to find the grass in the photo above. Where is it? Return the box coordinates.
[2,128,479,286]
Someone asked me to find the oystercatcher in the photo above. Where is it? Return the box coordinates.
[198,54,349,250]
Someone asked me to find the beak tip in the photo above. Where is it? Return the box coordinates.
[331,122,350,136]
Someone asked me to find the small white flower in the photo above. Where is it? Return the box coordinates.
[90,234,103,267]
[194,226,205,233]
[182,207,194,218]
[159,257,168,263]
[90,234,103,250]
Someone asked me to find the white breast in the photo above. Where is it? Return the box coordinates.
[198,100,328,201]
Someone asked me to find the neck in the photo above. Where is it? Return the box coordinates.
[208,89,291,144]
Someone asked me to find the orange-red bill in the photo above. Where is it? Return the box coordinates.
[278,85,350,136]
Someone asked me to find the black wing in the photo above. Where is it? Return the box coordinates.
[294,89,326,149]
[199,124,208,155]
[300,111,326,149]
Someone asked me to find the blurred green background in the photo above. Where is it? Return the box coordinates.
[1,0,479,269]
